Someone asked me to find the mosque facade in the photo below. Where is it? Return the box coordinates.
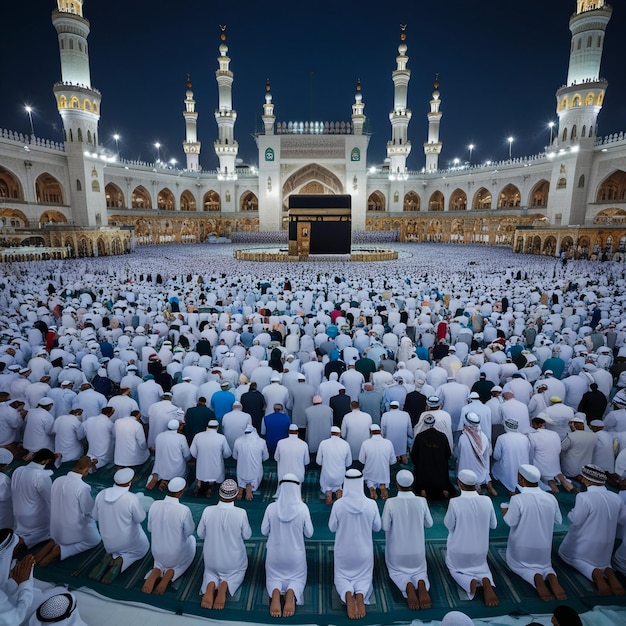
[1,0,626,259]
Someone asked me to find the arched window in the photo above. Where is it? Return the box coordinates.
[105,183,125,208]
[571,125,577,140]
[180,190,196,211]
[428,190,444,211]
[157,188,175,210]
[240,191,258,211]
[367,191,385,211]
[562,128,568,142]
[131,185,151,209]
[403,191,420,211]
[203,190,221,211]
[578,175,585,188]
[77,128,83,142]
[35,173,64,204]
[76,179,82,191]
[91,180,100,192]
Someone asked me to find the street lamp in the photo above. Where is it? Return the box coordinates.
[113,133,120,157]
[507,136,514,160]
[169,158,177,168]
[453,158,460,169]
[548,121,555,145]
[24,105,34,138]
[154,142,161,163]
[468,143,475,165]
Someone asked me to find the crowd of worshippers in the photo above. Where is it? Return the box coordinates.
[2,258,626,621]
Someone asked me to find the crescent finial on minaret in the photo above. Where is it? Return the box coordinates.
[220,25,227,42]
[266,78,271,92]
[434,73,439,90]
[186,73,192,89]
[356,78,361,92]
[400,24,407,41]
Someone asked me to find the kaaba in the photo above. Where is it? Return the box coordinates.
[288,194,352,257]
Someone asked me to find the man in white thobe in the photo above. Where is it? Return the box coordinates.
[558,464,626,596]
[261,474,314,618]
[317,426,352,504]
[197,479,252,610]
[142,477,196,595]
[0,449,14,531]
[147,419,191,490]
[71,383,107,420]
[11,448,56,550]
[52,408,85,463]
[147,392,181,449]
[82,406,114,470]
[328,469,382,620]
[444,469,499,607]
[504,464,567,601]
[221,401,252,450]
[113,410,149,467]
[456,412,496,495]
[380,400,413,464]
[34,456,100,567]
[491,418,531,494]
[91,468,149,583]
[499,391,531,434]
[0,529,36,626]
[232,425,269,500]
[171,376,199,413]
[190,420,231,497]
[274,424,310,483]
[382,470,433,610]
[23,397,55,455]
[359,424,396,500]
[341,401,372,462]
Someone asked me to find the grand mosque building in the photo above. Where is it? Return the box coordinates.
[1,0,626,259]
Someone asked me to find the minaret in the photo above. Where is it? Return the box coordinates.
[549,0,613,228]
[214,26,238,178]
[351,79,366,136]
[386,26,412,178]
[182,75,201,171]
[262,79,275,135]
[555,0,612,148]
[423,75,443,172]
[51,0,106,228]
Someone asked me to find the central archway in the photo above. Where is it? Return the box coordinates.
[282,164,344,210]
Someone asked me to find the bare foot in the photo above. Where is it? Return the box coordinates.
[469,579,478,599]
[482,577,499,607]
[546,573,567,601]
[269,589,282,618]
[548,480,559,494]
[345,591,358,620]
[245,483,253,501]
[325,490,333,505]
[592,568,612,596]
[158,480,168,491]
[213,580,228,609]
[420,489,427,498]
[486,482,498,496]
[369,486,378,500]
[605,568,625,595]
[38,545,61,567]
[142,568,161,594]
[336,489,343,499]
[283,589,296,618]
[417,579,431,609]
[146,473,159,490]
[354,592,366,619]
[380,485,389,500]
[201,582,215,609]
[34,540,56,565]
[406,583,419,610]
[535,573,554,601]
[154,569,174,595]
[237,487,244,501]
[194,481,201,497]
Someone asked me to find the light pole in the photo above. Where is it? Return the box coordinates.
[154,142,161,164]
[113,133,120,158]
[453,158,460,169]
[468,143,474,165]
[24,105,34,138]
[169,158,177,168]
[548,121,555,146]
[508,136,514,160]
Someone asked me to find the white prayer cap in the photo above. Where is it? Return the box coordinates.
[390,400,400,408]
[426,395,440,407]
[312,395,322,404]
[518,464,541,483]
[504,418,519,432]
[35,593,78,623]
[0,448,14,465]
[168,477,186,492]
[330,426,341,433]
[491,385,503,392]
[162,391,173,398]
[60,380,73,387]
[208,420,219,428]
[469,391,480,400]
[441,611,474,626]
[220,381,230,388]
[464,411,481,426]
[114,467,134,484]
[345,468,363,479]
[423,413,436,425]
[270,373,281,382]
[219,478,239,499]
[127,364,138,371]
[369,424,381,432]
[590,419,605,428]
[457,469,477,486]
[38,397,54,407]
[569,414,585,424]
[396,469,414,488]
[244,425,254,433]
[288,423,299,433]
[167,419,179,430]
[297,373,306,381]
[182,375,192,381]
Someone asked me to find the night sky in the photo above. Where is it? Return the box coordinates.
[2,1,625,171]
